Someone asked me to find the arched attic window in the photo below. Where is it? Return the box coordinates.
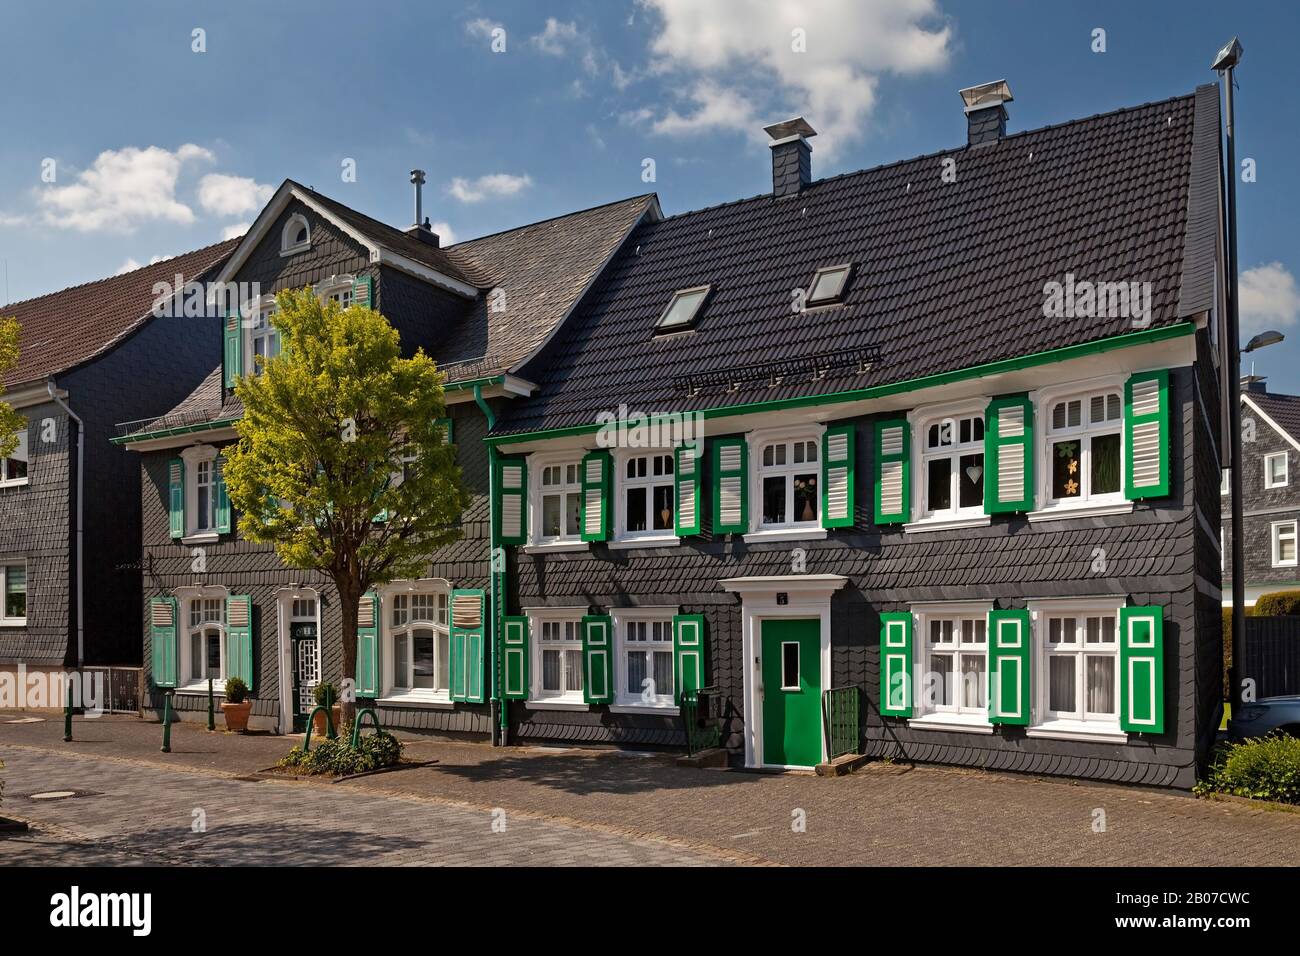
[281,213,311,256]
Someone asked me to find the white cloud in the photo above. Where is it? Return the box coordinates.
[465,17,504,40]
[197,174,273,217]
[531,18,581,56]
[447,173,533,203]
[221,222,250,241]
[1241,262,1300,333]
[530,18,605,77]
[430,221,457,245]
[38,143,214,232]
[114,253,173,275]
[637,0,952,156]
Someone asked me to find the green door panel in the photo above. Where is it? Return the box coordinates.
[760,618,822,767]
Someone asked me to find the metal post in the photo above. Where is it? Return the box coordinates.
[207,676,215,731]
[161,690,173,753]
[63,679,73,742]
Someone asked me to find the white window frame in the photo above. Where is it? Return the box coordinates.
[379,579,452,705]
[527,452,586,549]
[907,602,993,732]
[907,400,990,532]
[806,263,852,306]
[180,444,220,542]
[1221,468,1230,496]
[0,424,29,488]
[175,586,229,693]
[318,274,356,311]
[747,423,826,540]
[610,606,678,711]
[525,606,589,708]
[613,448,679,546]
[1272,520,1298,568]
[1265,451,1289,489]
[274,586,322,732]
[655,284,709,332]
[241,293,281,377]
[0,560,27,626]
[1031,376,1131,522]
[1026,598,1126,743]
[280,213,311,256]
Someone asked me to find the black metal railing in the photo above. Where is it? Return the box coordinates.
[822,685,862,761]
[681,685,723,756]
[672,345,880,398]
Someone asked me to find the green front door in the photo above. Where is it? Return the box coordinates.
[760,618,822,767]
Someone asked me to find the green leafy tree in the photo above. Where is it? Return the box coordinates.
[222,289,469,724]
[0,318,24,461]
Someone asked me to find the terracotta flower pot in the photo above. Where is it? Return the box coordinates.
[312,705,342,737]
[221,700,253,733]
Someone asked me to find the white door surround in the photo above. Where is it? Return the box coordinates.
[275,587,322,735]
[719,574,847,768]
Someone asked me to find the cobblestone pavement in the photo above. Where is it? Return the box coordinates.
[3,715,1300,866]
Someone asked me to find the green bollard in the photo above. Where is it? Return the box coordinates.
[160,690,173,753]
[325,685,338,740]
[207,676,215,731]
[63,680,73,742]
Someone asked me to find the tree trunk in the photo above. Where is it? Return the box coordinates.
[336,578,361,732]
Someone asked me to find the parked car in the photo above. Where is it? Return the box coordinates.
[1226,697,1300,740]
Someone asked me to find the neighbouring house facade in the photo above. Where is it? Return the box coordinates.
[0,241,237,691]
[116,179,658,734]
[481,84,1228,787]
[1223,377,1300,605]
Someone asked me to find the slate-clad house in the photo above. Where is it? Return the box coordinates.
[0,242,237,687]
[115,179,657,733]
[1223,377,1300,605]
[483,83,1228,787]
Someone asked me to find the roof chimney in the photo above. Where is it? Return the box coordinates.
[764,117,817,198]
[1242,374,1268,394]
[405,169,440,246]
[958,80,1014,146]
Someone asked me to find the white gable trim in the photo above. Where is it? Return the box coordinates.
[1242,395,1300,456]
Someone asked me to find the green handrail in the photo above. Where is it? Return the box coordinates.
[349,707,382,749]
[160,690,173,753]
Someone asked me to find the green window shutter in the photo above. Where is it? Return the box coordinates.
[672,613,706,706]
[352,275,373,309]
[581,614,614,704]
[149,596,178,688]
[711,438,748,534]
[222,310,242,388]
[1119,605,1165,733]
[580,451,611,542]
[501,615,530,700]
[878,611,912,717]
[1125,369,1170,499]
[822,424,856,528]
[214,454,232,534]
[988,608,1031,725]
[354,592,380,698]
[873,420,910,525]
[984,397,1034,514]
[674,445,702,536]
[168,458,185,540]
[225,594,254,692]
[494,457,528,546]
[436,417,454,445]
[450,589,486,702]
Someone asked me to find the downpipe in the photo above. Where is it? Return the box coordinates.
[48,380,84,668]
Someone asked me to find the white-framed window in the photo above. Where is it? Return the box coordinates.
[0,426,29,487]
[533,459,583,545]
[1037,606,1120,728]
[612,608,676,708]
[655,285,709,332]
[527,609,587,704]
[319,275,355,310]
[1,561,27,625]
[1042,387,1123,507]
[177,589,227,689]
[757,437,819,529]
[385,585,451,700]
[806,263,852,306]
[617,452,675,540]
[1272,520,1298,567]
[281,213,311,256]
[181,444,220,539]
[916,410,985,521]
[242,296,280,376]
[1265,452,1289,489]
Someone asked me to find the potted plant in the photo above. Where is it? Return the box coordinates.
[221,677,253,733]
[312,682,342,737]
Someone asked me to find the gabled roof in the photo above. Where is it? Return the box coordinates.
[1243,391,1300,453]
[493,86,1221,437]
[1,238,240,389]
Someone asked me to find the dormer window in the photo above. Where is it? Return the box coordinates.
[655,285,709,332]
[281,213,311,256]
[807,263,851,306]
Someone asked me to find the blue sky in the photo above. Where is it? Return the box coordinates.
[2,1,1298,386]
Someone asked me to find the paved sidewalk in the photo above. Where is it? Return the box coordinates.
[3,714,1300,866]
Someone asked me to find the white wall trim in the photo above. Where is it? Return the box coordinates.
[274,586,321,735]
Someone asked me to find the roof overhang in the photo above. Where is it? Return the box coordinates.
[444,374,536,403]
[1,378,66,410]
[113,422,238,452]
[1242,394,1300,456]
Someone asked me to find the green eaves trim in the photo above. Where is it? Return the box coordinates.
[111,417,240,445]
[484,324,1194,447]
[446,375,505,392]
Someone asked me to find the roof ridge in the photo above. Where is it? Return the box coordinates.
[449,193,656,248]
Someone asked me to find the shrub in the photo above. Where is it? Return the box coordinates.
[224,676,249,704]
[313,682,338,707]
[1196,735,1300,804]
[278,731,403,777]
[1251,590,1300,617]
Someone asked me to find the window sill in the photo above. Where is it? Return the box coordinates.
[608,703,680,715]
[525,699,590,712]
[1026,501,1134,523]
[742,527,828,544]
[608,535,680,550]
[523,541,589,554]
[0,479,30,489]
[280,243,311,257]
[907,713,994,734]
[1273,562,1299,569]
[1025,721,1128,744]
[0,620,28,628]
[377,693,453,709]
[181,532,221,545]
[175,683,225,696]
[904,515,991,534]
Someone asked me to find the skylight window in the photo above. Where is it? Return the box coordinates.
[807,264,852,306]
[656,285,710,331]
